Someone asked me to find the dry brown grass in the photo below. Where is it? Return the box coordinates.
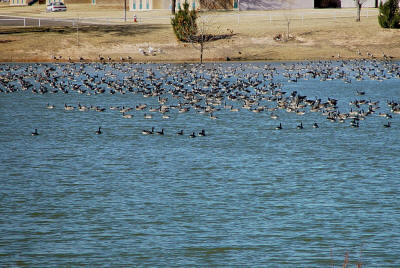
[1,4,400,62]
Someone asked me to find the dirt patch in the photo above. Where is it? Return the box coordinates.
[0,6,400,62]
[0,39,14,43]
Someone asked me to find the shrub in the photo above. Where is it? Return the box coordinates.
[378,0,400,28]
[171,1,197,42]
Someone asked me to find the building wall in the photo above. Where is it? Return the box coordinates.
[94,0,125,4]
[47,0,90,3]
[341,0,399,8]
[153,0,169,9]
[130,0,152,10]
[61,0,90,3]
[240,0,314,10]
[10,0,27,5]
[341,0,377,8]
[175,0,200,10]
[129,0,232,11]
[201,0,234,9]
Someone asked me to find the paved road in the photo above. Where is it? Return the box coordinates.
[0,15,77,27]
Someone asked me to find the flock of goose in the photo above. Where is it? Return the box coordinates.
[1,59,399,137]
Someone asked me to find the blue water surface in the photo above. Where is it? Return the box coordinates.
[0,61,399,267]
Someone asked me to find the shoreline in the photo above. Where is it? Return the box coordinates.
[1,6,400,63]
[1,56,398,64]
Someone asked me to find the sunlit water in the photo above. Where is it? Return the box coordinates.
[0,61,399,267]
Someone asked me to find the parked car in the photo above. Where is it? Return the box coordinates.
[46,2,67,12]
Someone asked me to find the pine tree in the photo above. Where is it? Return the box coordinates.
[171,1,197,42]
[378,0,400,28]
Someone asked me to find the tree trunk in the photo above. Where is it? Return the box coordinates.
[356,3,361,21]
[172,0,176,14]
[200,42,204,64]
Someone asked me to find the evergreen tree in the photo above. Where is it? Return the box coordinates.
[171,1,197,42]
[378,0,400,28]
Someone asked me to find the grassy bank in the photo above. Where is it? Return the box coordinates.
[0,4,400,62]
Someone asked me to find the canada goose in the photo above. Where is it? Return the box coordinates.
[144,114,152,119]
[313,123,319,128]
[198,129,206,136]
[177,130,184,135]
[122,112,133,119]
[46,103,55,109]
[275,123,282,130]
[96,127,102,135]
[350,121,359,128]
[32,129,39,136]
[78,103,88,112]
[209,113,218,120]
[142,127,154,135]
[384,122,391,128]
[156,128,164,135]
[270,113,279,119]
[297,122,303,129]
[64,104,74,111]
[189,132,196,138]
[356,90,365,96]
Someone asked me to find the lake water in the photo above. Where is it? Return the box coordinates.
[0,61,399,267]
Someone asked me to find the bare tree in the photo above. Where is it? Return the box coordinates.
[283,0,296,41]
[186,15,231,63]
[176,1,234,63]
[172,0,176,14]
[355,0,368,22]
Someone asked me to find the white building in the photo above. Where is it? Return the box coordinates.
[341,0,379,8]
[341,0,399,8]
[239,0,314,11]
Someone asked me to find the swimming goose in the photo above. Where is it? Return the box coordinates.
[96,127,102,135]
[270,113,279,119]
[64,104,74,111]
[313,123,319,128]
[122,112,133,119]
[384,122,391,128]
[156,128,164,135]
[32,129,39,136]
[189,132,196,138]
[177,130,184,135]
[350,120,359,128]
[198,129,206,136]
[46,103,55,109]
[275,123,282,130]
[209,113,218,120]
[142,127,154,135]
[144,114,152,119]
[297,122,303,129]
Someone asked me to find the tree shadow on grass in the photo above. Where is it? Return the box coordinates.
[0,24,168,37]
[183,33,235,43]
